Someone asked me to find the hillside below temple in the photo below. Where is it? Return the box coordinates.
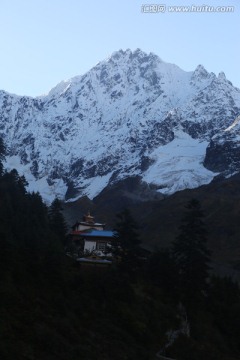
[71,212,114,257]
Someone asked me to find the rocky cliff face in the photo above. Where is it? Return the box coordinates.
[1,49,240,202]
[204,115,240,176]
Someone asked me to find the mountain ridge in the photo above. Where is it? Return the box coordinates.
[1,48,240,202]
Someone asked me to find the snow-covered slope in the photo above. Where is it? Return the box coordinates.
[1,49,240,202]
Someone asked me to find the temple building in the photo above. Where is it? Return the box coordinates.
[71,211,105,232]
[70,211,114,257]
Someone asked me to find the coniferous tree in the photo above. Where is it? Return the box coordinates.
[172,199,211,305]
[49,198,68,246]
[0,136,6,177]
[112,208,141,271]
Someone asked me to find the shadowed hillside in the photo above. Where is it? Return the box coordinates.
[63,174,240,277]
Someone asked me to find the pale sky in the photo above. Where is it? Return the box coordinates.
[0,0,239,97]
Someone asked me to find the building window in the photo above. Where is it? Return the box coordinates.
[97,242,106,252]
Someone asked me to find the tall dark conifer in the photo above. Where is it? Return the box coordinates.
[172,199,211,305]
[112,208,141,271]
[0,136,6,177]
[49,198,68,246]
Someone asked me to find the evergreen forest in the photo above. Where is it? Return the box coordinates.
[0,138,240,360]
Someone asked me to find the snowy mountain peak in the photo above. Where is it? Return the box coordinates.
[218,71,227,81]
[108,48,160,63]
[191,64,211,81]
[1,49,240,203]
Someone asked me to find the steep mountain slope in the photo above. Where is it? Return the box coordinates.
[1,49,240,202]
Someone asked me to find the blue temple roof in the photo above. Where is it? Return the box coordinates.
[82,230,115,238]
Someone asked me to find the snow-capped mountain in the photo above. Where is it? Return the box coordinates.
[1,49,240,202]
